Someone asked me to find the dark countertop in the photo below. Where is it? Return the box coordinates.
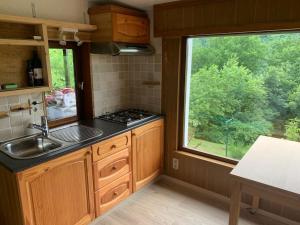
[0,116,162,173]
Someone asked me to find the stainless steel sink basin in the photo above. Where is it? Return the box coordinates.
[0,135,63,159]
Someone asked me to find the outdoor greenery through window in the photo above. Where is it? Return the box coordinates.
[183,33,300,160]
[46,48,78,122]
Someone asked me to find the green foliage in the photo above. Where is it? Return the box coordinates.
[191,36,266,74]
[49,49,75,90]
[189,58,272,146]
[284,118,300,141]
[187,33,300,160]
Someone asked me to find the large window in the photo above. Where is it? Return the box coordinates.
[46,44,79,126]
[183,33,300,161]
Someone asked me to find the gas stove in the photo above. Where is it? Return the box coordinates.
[98,109,158,126]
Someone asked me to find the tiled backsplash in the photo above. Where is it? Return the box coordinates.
[0,93,44,141]
[91,54,130,116]
[128,54,161,113]
[91,53,162,117]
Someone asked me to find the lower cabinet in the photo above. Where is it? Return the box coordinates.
[17,148,95,225]
[0,119,164,225]
[95,172,132,216]
[91,132,132,217]
[132,119,164,191]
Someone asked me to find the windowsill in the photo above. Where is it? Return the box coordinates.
[175,150,236,169]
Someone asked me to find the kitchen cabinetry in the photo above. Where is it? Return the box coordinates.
[0,14,96,98]
[17,147,95,225]
[132,119,164,191]
[92,131,132,216]
[88,4,150,44]
[0,119,164,225]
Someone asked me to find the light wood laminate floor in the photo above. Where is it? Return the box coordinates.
[91,177,287,225]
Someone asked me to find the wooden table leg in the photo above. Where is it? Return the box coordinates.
[229,181,241,225]
[250,195,260,214]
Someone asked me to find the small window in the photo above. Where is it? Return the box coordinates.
[46,46,78,126]
[183,33,300,161]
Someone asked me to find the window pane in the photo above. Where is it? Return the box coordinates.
[184,33,300,160]
[46,48,77,121]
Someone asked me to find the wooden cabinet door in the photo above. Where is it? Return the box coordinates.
[17,148,95,225]
[132,119,164,192]
[112,13,150,44]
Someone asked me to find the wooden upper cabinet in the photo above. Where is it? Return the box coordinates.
[17,148,95,225]
[132,119,164,192]
[88,4,150,44]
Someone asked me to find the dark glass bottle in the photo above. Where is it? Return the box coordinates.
[27,60,34,86]
[32,51,44,86]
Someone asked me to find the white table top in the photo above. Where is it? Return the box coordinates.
[231,136,300,195]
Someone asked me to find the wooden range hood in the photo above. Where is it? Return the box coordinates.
[88,4,155,55]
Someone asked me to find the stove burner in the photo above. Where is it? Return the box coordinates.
[98,109,157,126]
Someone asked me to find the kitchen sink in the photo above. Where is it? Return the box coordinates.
[0,135,63,159]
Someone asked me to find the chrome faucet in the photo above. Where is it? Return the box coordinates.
[28,116,49,137]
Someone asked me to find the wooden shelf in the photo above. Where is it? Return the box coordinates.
[0,13,97,32]
[0,86,50,97]
[143,81,161,86]
[0,39,45,46]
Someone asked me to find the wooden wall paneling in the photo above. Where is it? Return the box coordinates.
[268,0,292,22]
[290,0,300,21]
[161,37,182,174]
[182,6,195,30]
[0,22,35,39]
[0,165,23,225]
[235,0,256,25]
[0,45,35,87]
[158,1,300,222]
[154,0,300,37]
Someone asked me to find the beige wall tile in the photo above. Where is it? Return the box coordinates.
[0,93,44,140]
[91,47,162,116]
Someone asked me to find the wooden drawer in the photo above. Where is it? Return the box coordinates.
[95,172,132,216]
[93,148,131,190]
[92,131,131,162]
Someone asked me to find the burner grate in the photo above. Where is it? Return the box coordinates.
[98,109,157,126]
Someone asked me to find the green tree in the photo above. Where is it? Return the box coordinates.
[284,118,300,141]
[189,58,272,146]
[191,36,267,75]
[49,49,75,90]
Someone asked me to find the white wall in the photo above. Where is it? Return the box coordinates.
[0,0,88,23]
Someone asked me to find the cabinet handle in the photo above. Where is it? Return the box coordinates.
[112,166,117,171]
[111,144,117,149]
[113,191,118,196]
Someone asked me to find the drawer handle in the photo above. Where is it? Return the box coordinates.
[112,166,117,171]
[111,144,117,149]
[113,191,119,197]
